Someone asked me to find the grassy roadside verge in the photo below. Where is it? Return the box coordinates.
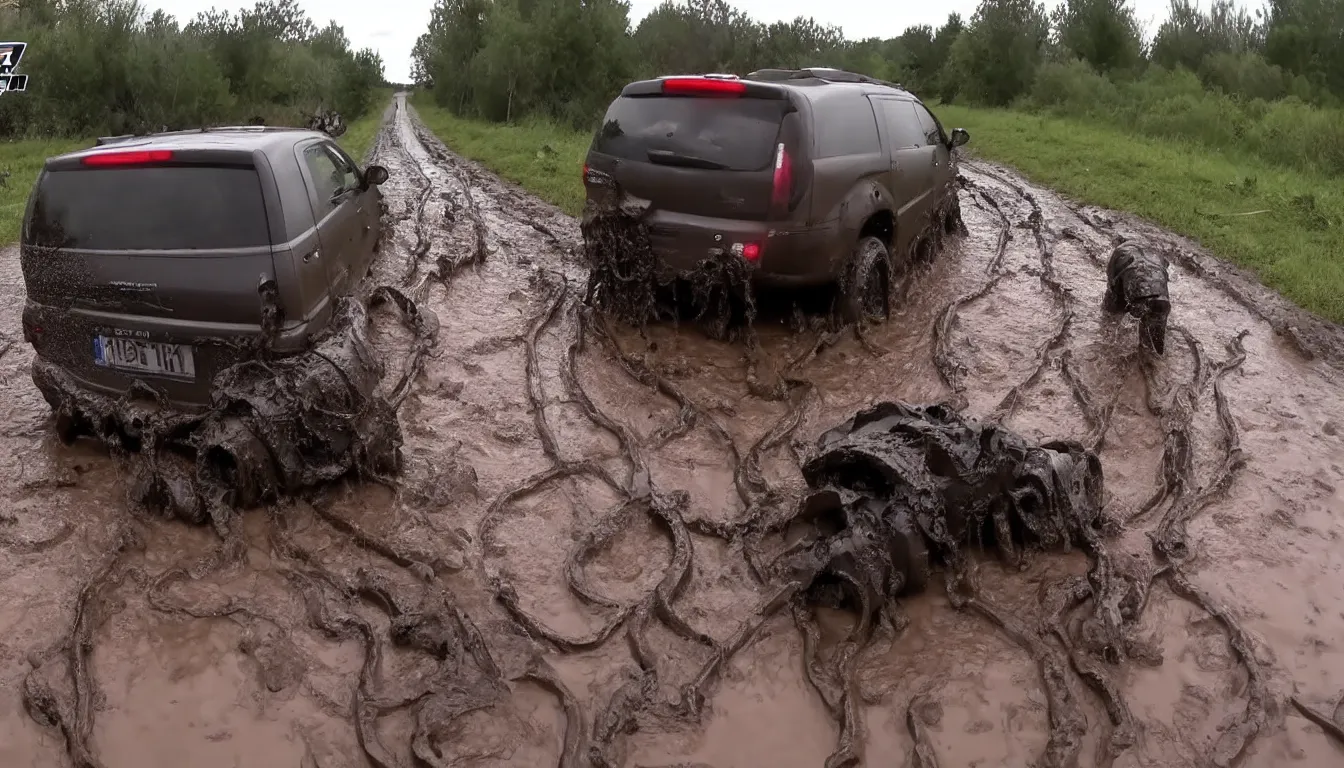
[411,93,589,216]
[934,104,1344,324]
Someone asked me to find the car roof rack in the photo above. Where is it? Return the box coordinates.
[94,134,138,146]
[92,125,310,147]
[745,67,903,90]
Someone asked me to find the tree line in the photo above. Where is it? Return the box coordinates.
[411,0,1344,175]
[0,0,386,138]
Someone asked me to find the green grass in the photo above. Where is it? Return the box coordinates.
[339,88,396,163]
[411,93,590,216]
[935,104,1344,324]
[0,138,85,244]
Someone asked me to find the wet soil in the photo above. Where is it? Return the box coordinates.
[3,92,1344,767]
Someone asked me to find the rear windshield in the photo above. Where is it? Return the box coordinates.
[592,96,786,172]
[27,166,270,250]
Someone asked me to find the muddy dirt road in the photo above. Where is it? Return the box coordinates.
[3,92,1344,768]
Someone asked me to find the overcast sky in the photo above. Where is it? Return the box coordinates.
[145,0,1210,85]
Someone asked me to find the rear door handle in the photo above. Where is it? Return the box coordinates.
[304,249,321,263]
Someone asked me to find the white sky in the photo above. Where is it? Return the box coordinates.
[143,0,1238,85]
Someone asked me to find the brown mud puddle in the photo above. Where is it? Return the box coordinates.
[3,92,1344,768]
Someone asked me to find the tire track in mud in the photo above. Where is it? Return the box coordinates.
[5,96,1344,768]
[926,162,1261,768]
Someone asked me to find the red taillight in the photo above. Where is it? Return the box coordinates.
[82,149,174,167]
[22,317,42,344]
[770,142,793,216]
[582,163,589,182]
[742,242,761,262]
[661,77,746,96]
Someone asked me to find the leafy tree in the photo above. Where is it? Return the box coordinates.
[946,0,1050,105]
[1151,0,1264,74]
[412,0,490,111]
[757,17,847,71]
[1050,0,1144,73]
[1264,0,1344,97]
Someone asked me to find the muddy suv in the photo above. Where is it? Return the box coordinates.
[19,127,389,427]
[582,68,969,321]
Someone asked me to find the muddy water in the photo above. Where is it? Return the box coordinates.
[3,91,1344,767]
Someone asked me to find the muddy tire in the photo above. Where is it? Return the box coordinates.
[841,236,891,325]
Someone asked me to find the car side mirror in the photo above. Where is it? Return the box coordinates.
[950,128,970,148]
[363,165,389,187]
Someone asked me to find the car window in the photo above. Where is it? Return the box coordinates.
[876,99,931,149]
[27,166,269,250]
[591,96,787,172]
[304,144,348,216]
[323,143,361,192]
[913,103,947,146]
[814,96,880,158]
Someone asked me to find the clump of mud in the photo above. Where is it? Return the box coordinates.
[720,401,1111,766]
[306,107,347,138]
[1104,239,1171,354]
[580,203,756,340]
[32,292,431,529]
[784,400,1108,612]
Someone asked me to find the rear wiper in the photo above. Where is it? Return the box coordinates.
[646,149,729,170]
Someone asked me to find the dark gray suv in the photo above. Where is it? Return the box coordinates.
[582,68,969,322]
[19,127,389,424]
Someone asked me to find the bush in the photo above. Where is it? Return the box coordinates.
[1022,59,1121,114]
[1199,51,1289,101]
[1018,58,1344,177]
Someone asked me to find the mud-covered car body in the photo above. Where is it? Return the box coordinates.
[581,68,969,293]
[19,127,389,413]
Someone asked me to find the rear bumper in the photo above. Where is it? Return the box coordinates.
[22,300,317,409]
[32,356,204,437]
[594,209,845,287]
[33,354,211,418]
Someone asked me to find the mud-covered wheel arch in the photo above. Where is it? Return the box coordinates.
[841,236,892,324]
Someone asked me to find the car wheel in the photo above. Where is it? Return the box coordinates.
[841,236,891,324]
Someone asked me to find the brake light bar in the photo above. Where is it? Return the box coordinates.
[82,149,174,167]
[661,77,746,96]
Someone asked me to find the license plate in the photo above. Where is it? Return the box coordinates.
[93,335,196,379]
